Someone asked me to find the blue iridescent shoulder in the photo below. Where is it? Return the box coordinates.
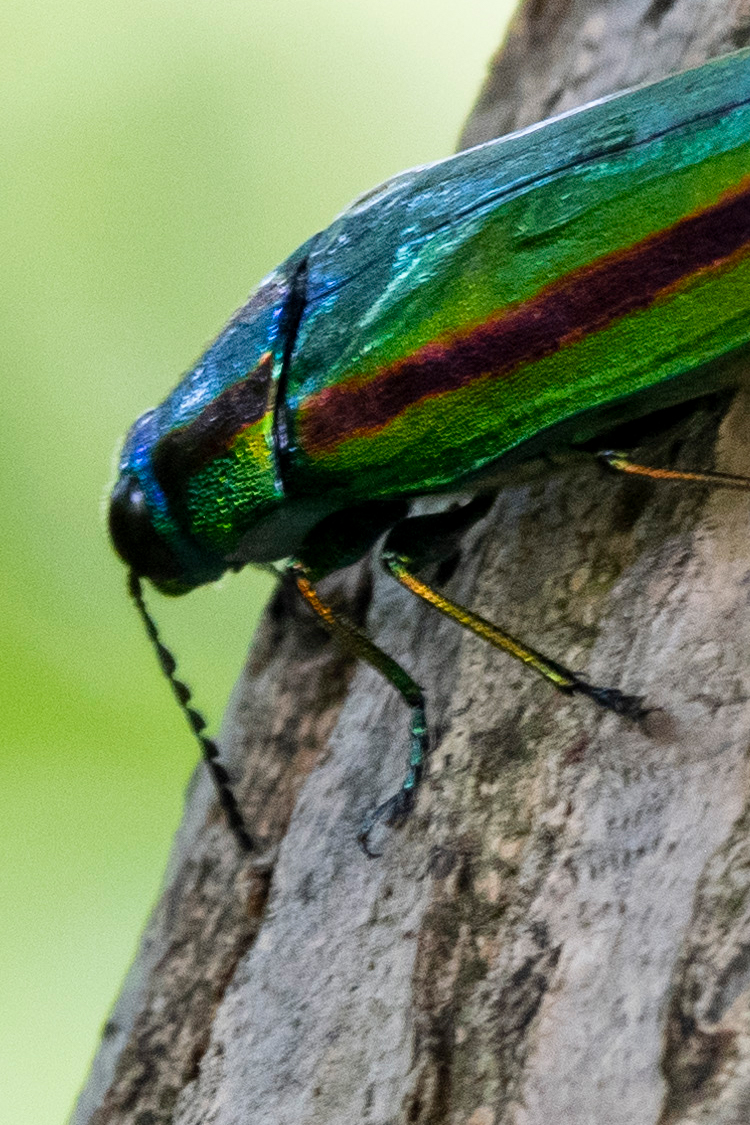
[155,237,315,438]
[305,47,750,303]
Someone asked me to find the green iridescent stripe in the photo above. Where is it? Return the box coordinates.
[291,247,750,501]
[291,103,750,406]
[186,414,280,553]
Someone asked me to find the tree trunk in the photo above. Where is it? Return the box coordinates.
[73,3,750,1123]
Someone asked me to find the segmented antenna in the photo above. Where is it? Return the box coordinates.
[127,571,253,851]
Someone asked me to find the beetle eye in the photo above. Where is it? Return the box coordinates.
[109,474,183,584]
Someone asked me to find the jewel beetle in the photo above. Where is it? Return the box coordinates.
[110,47,750,853]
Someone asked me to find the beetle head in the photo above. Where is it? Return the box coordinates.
[109,406,237,594]
[110,340,292,592]
[107,248,317,592]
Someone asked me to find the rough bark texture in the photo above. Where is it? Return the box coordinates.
[73,3,750,1123]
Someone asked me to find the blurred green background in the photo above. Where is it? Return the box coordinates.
[1,1,518,1121]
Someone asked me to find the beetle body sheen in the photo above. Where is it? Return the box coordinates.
[111,48,750,593]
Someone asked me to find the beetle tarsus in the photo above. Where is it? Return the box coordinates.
[571,679,649,721]
[358,789,415,858]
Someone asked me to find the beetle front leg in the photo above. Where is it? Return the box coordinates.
[380,502,648,721]
[289,561,428,857]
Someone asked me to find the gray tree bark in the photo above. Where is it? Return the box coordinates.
[73,3,750,1123]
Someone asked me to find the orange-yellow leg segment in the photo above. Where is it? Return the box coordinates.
[382,551,646,719]
[598,450,750,489]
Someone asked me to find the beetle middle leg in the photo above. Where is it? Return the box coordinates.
[380,496,648,719]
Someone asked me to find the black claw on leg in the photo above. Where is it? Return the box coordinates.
[358,789,415,858]
[570,678,650,721]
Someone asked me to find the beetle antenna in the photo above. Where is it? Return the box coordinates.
[127,571,253,851]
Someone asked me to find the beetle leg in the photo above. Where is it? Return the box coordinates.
[598,449,750,488]
[381,504,647,720]
[289,561,427,857]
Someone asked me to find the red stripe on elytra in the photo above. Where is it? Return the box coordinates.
[300,177,750,452]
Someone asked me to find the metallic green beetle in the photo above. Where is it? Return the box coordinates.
[110,49,750,852]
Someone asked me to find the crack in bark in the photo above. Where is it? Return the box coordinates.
[660,806,750,1123]
[643,0,678,28]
